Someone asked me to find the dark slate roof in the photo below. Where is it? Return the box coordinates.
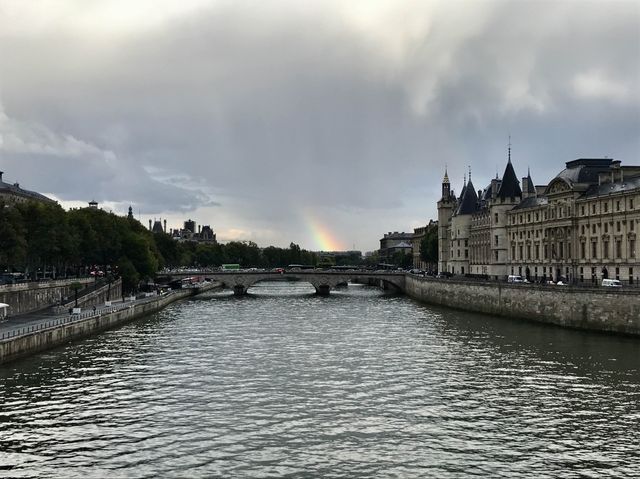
[455,179,479,215]
[152,221,164,234]
[525,171,536,194]
[0,179,56,204]
[458,183,467,202]
[497,161,522,199]
[581,175,640,198]
[512,196,548,210]
[554,158,613,185]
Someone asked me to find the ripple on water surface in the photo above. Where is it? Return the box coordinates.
[1,281,639,478]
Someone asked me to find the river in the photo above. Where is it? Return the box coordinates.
[1,281,639,477]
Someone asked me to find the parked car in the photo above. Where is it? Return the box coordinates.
[507,275,524,283]
[602,279,622,288]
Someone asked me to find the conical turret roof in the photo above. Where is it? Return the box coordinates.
[525,168,536,194]
[442,167,450,184]
[455,179,479,215]
[497,161,522,199]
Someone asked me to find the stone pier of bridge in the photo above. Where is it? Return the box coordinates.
[157,270,406,296]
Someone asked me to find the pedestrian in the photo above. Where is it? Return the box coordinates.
[68,308,72,315]
[93,305,97,314]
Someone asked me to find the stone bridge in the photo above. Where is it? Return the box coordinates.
[157,270,406,296]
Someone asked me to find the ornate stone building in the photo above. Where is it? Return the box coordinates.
[438,156,640,284]
[0,171,55,205]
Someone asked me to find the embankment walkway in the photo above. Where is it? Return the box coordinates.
[0,282,219,365]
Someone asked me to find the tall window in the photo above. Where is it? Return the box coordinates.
[616,240,622,259]
[494,213,498,223]
[581,242,586,259]
[630,240,636,258]
[604,202,609,213]
[603,241,609,259]
[494,235,499,246]
[592,242,597,259]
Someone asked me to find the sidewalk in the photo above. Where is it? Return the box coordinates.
[0,297,139,339]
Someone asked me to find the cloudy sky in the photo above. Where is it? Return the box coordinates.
[1,0,639,251]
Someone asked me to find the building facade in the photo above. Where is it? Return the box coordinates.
[438,156,640,284]
[379,231,413,264]
[0,171,56,205]
[412,220,438,271]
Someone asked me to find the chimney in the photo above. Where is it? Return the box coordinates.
[163,219,167,233]
[149,219,152,230]
[198,225,201,234]
[0,171,3,181]
[521,177,529,199]
[490,178,499,199]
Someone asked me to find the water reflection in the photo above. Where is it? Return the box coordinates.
[1,281,638,478]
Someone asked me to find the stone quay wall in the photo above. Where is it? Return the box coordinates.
[0,278,94,316]
[405,275,640,336]
[0,284,219,365]
[54,279,123,313]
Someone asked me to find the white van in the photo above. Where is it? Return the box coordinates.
[602,279,622,288]
[507,275,524,283]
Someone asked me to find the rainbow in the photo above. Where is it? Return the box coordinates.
[304,214,344,252]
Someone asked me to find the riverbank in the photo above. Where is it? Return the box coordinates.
[405,274,640,336]
[0,283,220,365]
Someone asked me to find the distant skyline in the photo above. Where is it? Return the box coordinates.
[1,0,639,251]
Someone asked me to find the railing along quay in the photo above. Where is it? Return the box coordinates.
[0,291,182,342]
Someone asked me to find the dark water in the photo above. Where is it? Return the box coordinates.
[1,282,639,478]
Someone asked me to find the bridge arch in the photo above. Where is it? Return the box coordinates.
[159,270,406,296]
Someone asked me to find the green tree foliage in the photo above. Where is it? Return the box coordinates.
[419,226,438,265]
[0,200,353,291]
[0,202,27,268]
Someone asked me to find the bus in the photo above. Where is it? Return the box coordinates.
[221,264,241,271]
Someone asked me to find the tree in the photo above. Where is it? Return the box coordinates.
[117,257,139,293]
[70,281,82,308]
[0,202,27,269]
[419,226,438,271]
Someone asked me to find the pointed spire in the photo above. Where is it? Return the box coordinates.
[468,165,472,182]
[442,165,450,184]
[463,172,467,187]
[508,134,512,163]
[524,166,536,194]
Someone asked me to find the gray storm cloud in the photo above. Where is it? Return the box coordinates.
[0,0,638,249]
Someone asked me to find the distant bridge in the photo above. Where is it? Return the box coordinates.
[157,270,406,296]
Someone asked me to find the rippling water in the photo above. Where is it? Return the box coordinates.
[1,281,639,478]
